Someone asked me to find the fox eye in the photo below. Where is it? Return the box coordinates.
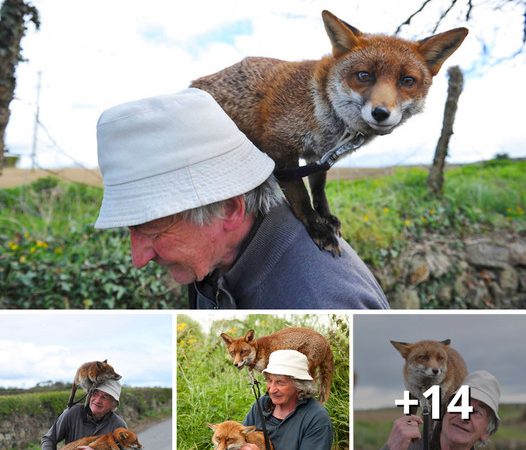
[356,71,373,83]
[400,75,416,87]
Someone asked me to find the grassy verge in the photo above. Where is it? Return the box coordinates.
[328,159,525,266]
[1,159,524,308]
[355,404,526,450]
[177,314,349,450]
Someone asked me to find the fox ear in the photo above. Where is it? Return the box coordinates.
[220,333,233,345]
[418,27,468,75]
[242,425,257,435]
[208,423,217,430]
[390,340,412,358]
[245,330,255,342]
[322,10,362,57]
[441,339,451,346]
[118,430,129,440]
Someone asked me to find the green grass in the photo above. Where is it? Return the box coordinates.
[355,404,526,450]
[1,159,524,308]
[328,159,526,266]
[177,314,349,450]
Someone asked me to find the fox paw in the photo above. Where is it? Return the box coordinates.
[322,214,342,236]
[307,220,341,257]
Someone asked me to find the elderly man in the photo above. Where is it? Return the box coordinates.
[242,349,333,450]
[383,370,501,450]
[95,88,389,309]
[41,379,126,450]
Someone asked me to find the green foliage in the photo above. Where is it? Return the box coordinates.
[177,315,349,450]
[0,387,172,420]
[355,404,526,450]
[328,160,526,267]
[0,177,185,308]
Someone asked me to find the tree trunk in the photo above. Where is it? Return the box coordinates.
[0,0,39,173]
[428,65,464,196]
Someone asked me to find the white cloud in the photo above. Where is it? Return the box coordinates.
[0,313,172,388]
[5,0,526,168]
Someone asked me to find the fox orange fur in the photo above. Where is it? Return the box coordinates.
[220,327,334,403]
[192,10,468,255]
[68,360,122,407]
[391,339,468,416]
[209,420,274,450]
[62,427,142,450]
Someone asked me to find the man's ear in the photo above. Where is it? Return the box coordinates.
[221,196,247,231]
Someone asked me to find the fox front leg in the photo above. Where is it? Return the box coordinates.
[280,178,341,256]
[308,171,341,236]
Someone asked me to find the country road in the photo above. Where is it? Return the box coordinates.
[138,417,172,450]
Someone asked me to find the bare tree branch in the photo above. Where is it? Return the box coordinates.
[396,0,435,34]
[432,0,459,33]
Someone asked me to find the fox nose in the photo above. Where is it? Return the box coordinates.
[372,106,390,122]
[432,368,440,375]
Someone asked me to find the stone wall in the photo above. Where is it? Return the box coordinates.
[375,231,526,309]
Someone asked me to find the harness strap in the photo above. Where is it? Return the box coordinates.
[422,398,430,450]
[249,371,272,450]
[274,131,365,181]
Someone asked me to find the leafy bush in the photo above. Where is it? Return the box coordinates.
[0,177,185,308]
[177,314,349,450]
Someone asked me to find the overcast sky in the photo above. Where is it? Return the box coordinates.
[353,313,526,410]
[0,312,172,388]
[5,0,526,169]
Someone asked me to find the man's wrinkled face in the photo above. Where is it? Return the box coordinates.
[129,214,226,284]
[89,389,116,418]
[265,374,299,409]
[442,398,492,448]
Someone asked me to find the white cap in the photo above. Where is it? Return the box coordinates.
[262,350,313,381]
[463,370,501,425]
[95,88,275,228]
[94,379,122,403]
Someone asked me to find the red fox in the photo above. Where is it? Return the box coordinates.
[391,339,467,416]
[68,359,122,407]
[220,327,334,403]
[191,10,468,255]
[209,420,274,450]
[62,427,142,450]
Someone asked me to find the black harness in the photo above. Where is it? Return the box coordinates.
[248,371,272,450]
[273,131,366,181]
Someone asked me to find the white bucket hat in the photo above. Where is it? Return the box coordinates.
[262,350,313,381]
[94,379,122,403]
[461,370,501,426]
[95,88,275,229]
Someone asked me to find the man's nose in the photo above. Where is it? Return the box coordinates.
[129,228,157,268]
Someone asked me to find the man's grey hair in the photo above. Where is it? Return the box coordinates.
[291,378,318,400]
[475,411,498,448]
[179,174,284,225]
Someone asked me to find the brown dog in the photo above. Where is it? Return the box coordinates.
[68,360,121,407]
[209,420,274,450]
[62,428,142,450]
[221,327,334,403]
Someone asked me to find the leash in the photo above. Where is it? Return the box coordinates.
[274,130,366,181]
[248,371,272,450]
[422,398,430,450]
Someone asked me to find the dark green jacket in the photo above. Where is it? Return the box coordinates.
[244,393,333,450]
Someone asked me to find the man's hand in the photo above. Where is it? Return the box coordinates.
[240,445,260,450]
[386,415,423,450]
